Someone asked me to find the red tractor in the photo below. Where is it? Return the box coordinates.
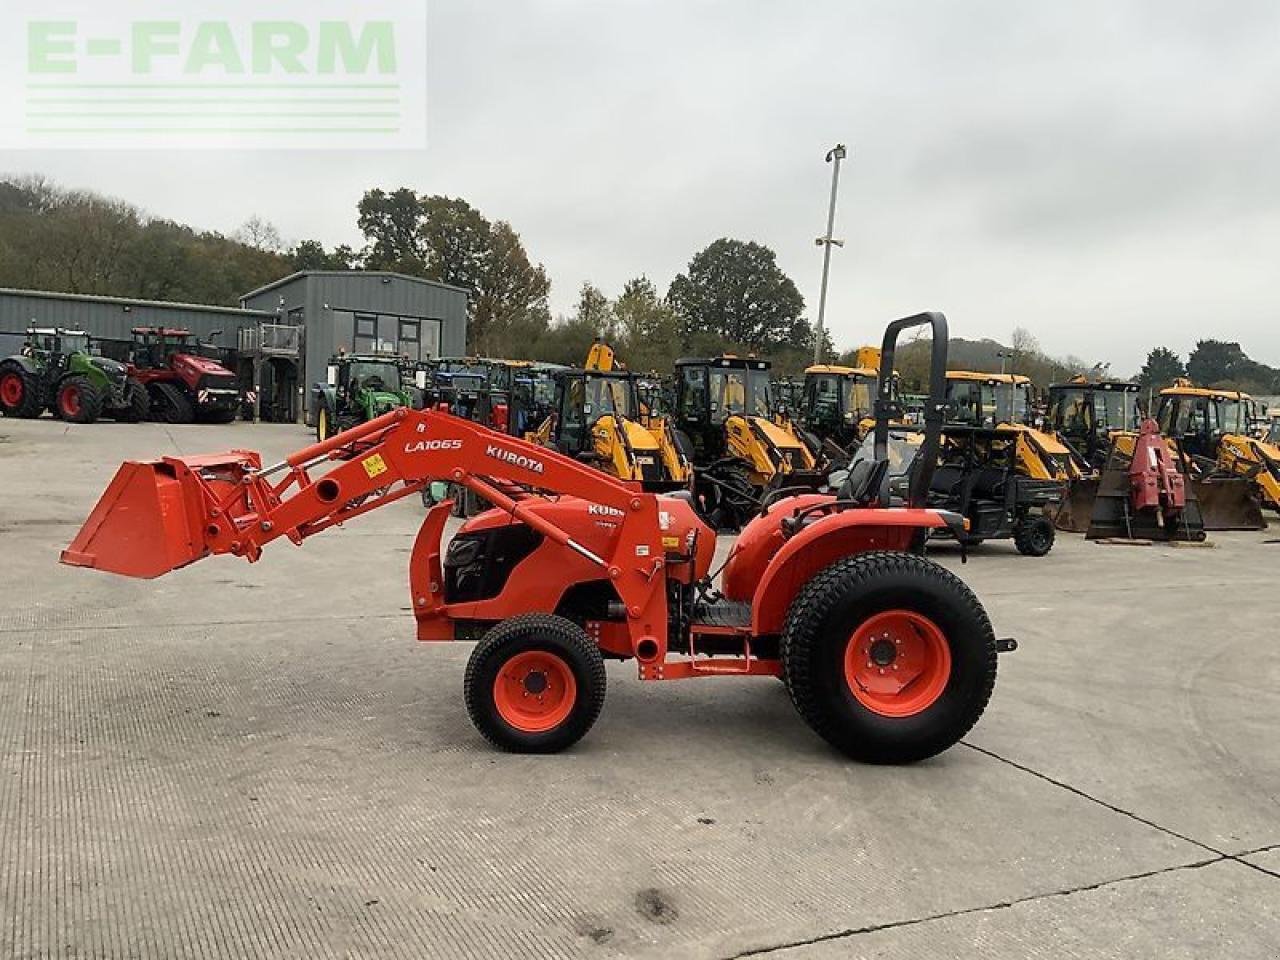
[63,313,1013,762]
[127,327,244,424]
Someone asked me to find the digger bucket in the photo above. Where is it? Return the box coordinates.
[61,452,260,578]
[1193,477,1266,531]
[1054,477,1098,533]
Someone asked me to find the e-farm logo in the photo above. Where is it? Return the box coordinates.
[3,0,426,149]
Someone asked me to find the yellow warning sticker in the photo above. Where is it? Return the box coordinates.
[361,453,389,479]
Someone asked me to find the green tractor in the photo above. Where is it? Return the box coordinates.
[0,327,148,424]
[312,353,414,441]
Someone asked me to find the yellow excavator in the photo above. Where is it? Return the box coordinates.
[1155,380,1278,518]
[673,354,822,527]
[528,341,691,491]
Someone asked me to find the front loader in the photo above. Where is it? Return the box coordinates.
[63,311,1012,763]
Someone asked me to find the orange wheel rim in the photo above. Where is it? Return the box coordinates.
[493,651,577,733]
[844,610,951,717]
[59,384,81,416]
[1,374,22,406]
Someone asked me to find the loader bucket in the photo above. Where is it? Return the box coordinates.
[1054,477,1098,533]
[61,453,256,578]
[1193,477,1266,531]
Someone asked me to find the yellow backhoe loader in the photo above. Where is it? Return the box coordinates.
[1155,380,1277,523]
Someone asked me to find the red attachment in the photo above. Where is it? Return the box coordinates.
[62,408,672,661]
[1129,418,1186,514]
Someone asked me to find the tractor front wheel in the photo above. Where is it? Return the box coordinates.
[0,364,43,418]
[465,614,607,753]
[54,376,103,424]
[781,551,997,764]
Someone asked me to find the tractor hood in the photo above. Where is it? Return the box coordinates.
[618,417,661,452]
[89,356,127,380]
[367,389,408,413]
[172,353,235,379]
[749,415,806,452]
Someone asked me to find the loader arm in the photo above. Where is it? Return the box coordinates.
[62,407,673,657]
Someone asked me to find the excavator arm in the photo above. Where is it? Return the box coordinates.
[62,407,673,654]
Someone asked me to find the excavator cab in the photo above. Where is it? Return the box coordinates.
[1046,377,1143,469]
[1155,382,1278,520]
[536,343,690,491]
[675,355,822,528]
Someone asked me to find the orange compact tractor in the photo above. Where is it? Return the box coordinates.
[62,313,1013,762]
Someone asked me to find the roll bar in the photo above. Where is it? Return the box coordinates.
[873,311,949,508]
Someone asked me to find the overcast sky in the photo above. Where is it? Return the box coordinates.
[6,0,1279,374]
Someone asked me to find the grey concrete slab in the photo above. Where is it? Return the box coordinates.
[933,532,1280,854]
[1243,847,1280,875]
[761,859,1280,960]
[2,417,1278,958]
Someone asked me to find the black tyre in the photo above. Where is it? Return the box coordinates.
[315,403,332,442]
[114,379,150,423]
[0,362,44,418]
[699,461,757,531]
[152,382,194,424]
[781,551,997,764]
[464,614,607,753]
[1013,515,1055,557]
[54,375,103,424]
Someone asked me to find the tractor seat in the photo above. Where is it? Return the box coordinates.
[836,458,889,506]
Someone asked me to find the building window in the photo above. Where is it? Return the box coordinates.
[355,314,376,337]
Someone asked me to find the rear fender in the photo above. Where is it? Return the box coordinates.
[749,509,951,637]
[3,355,39,375]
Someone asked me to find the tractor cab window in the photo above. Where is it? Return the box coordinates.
[748,369,772,418]
[346,361,401,395]
[585,375,633,419]
[1217,399,1250,435]
[709,369,746,423]
[810,374,841,419]
[1096,390,1140,431]
[559,376,589,451]
[58,333,89,355]
[947,381,982,425]
[1053,390,1088,432]
[679,366,708,421]
[845,375,877,422]
[992,383,1032,426]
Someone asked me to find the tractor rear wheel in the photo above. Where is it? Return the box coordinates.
[152,382,194,424]
[0,363,43,418]
[54,376,103,424]
[465,614,606,753]
[781,551,997,763]
[1013,515,1055,557]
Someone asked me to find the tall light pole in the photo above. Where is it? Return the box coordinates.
[813,143,847,364]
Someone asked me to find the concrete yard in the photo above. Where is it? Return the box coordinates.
[1,418,1277,959]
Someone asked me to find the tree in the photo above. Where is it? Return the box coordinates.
[290,240,358,271]
[357,187,427,273]
[572,282,615,341]
[470,221,551,356]
[614,276,680,372]
[418,196,491,292]
[1138,347,1185,390]
[667,238,806,350]
[235,215,283,253]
